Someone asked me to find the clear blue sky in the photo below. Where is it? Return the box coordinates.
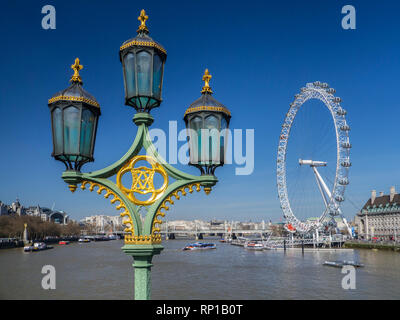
[1,0,400,222]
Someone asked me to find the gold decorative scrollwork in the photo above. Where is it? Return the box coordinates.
[151,183,202,236]
[116,155,168,206]
[80,181,135,235]
[124,234,162,245]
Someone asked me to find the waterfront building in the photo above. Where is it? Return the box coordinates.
[160,220,205,231]
[0,198,68,224]
[10,198,25,216]
[80,215,123,232]
[0,201,9,215]
[25,205,68,224]
[25,205,47,221]
[355,186,400,241]
[160,219,270,232]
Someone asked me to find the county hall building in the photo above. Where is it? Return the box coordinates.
[355,186,400,241]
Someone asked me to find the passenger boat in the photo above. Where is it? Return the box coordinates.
[28,242,53,252]
[231,237,247,246]
[244,240,264,250]
[23,245,33,252]
[323,260,364,268]
[58,240,70,245]
[183,242,216,251]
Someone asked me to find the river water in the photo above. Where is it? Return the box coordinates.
[0,238,399,299]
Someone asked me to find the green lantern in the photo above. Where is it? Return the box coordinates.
[119,9,167,112]
[184,69,231,175]
[48,58,101,172]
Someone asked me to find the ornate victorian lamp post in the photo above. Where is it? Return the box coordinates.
[47,10,231,300]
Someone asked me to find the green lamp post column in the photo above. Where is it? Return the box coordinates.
[48,9,230,300]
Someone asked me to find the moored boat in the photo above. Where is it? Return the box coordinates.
[58,240,70,245]
[244,240,264,250]
[31,242,53,251]
[23,245,33,252]
[78,238,90,243]
[183,242,216,251]
[323,260,364,268]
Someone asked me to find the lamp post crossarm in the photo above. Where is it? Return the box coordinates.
[142,127,212,181]
[85,123,146,179]
[61,172,142,235]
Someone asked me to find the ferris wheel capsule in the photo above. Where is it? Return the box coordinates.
[336,108,347,116]
[333,97,342,103]
[340,125,350,131]
[335,195,344,202]
[327,88,336,94]
[341,160,352,167]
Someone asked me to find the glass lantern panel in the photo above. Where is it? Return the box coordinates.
[80,108,95,157]
[139,97,149,109]
[204,115,220,163]
[220,117,228,163]
[136,51,151,96]
[52,108,63,154]
[124,53,136,97]
[221,117,227,130]
[152,53,163,99]
[63,106,80,155]
[189,116,203,164]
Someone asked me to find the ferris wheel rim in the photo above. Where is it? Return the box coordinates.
[276,81,351,233]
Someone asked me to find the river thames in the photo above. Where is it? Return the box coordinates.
[0,238,399,299]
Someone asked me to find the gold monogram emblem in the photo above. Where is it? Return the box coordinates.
[116,155,168,205]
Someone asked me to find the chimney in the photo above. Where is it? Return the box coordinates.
[390,186,396,202]
[371,190,376,205]
[379,191,384,197]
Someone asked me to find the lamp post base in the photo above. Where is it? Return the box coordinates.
[121,244,164,300]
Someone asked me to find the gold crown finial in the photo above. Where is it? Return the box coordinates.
[201,69,213,94]
[137,9,149,33]
[70,58,83,83]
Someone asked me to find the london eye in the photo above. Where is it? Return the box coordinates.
[276,82,351,235]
